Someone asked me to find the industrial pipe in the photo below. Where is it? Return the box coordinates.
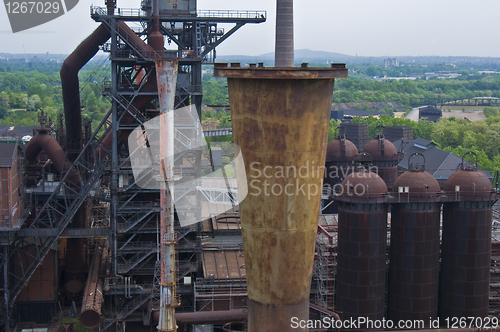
[60,23,111,159]
[57,4,162,304]
[214,63,348,331]
[156,58,178,332]
[79,241,107,328]
[25,133,80,186]
[152,309,248,325]
[176,309,247,325]
[25,132,87,299]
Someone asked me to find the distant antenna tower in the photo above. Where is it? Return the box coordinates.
[22,44,28,62]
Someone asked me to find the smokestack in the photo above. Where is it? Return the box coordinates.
[275,0,294,67]
[214,63,348,331]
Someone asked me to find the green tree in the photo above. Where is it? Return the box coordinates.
[26,94,42,112]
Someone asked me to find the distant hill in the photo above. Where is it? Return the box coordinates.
[215,49,500,66]
[216,49,357,66]
[2,50,500,67]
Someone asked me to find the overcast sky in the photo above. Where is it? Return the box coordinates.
[0,0,498,57]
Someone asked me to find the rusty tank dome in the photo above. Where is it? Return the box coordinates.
[325,136,358,162]
[337,168,388,199]
[362,134,398,158]
[392,170,440,198]
[444,168,492,198]
[361,134,402,191]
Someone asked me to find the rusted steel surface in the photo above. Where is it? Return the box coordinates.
[214,63,348,79]
[440,167,495,321]
[388,170,441,323]
[324,137,358,213]
[444,168,493,198]
[207,211,241,232]
[117,20,156,55]
[375,166,398,191]
[392,168,441,198]
[440,204,492,320]
[64,236,87,300]
[248,299,308,331]
[202,250,245,280]
[17,248,57,302]
[60,24,111,158]
[325,137,358,162]
[275,0,294,67]
[217,65,347,331]
[25,133,80,186]
[153,309,248,324]
[176,309,247,324]
[335,171,388,324]
[156,59,178,332]
[24,131,87,299]
[0,143,22,227]
[362,135,398,158]
[334,170,388,199]
[362,135,403,190]
[79,241,106,328]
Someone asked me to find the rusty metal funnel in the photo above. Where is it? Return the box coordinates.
[215,63,348,331]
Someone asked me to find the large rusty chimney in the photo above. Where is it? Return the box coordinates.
[275,0,294,67]
[214,63,348,331]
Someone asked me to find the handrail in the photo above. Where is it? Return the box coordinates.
[91,6,267,20]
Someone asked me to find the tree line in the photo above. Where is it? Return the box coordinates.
[349,111,500,173]
[0,59,111,129]
[2,60,500,174]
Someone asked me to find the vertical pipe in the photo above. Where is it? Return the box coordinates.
[156,59,178,332]
[110,17,119,277]
[214,64,348,332]
[275,0,294,67]
[148,0,164,54]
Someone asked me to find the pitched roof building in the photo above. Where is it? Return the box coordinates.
[392,138,493,188]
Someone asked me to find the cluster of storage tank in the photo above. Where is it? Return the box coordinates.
[326,136,498,327]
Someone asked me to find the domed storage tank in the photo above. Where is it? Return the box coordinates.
[333,168,388,325]
[388,153,441,323]
[362,134,402,191]
[325,136,358,188]
[323,136,358,213]
[440,152,497,322]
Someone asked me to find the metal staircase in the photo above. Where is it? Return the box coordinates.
[8,108,114,310]
[116,202,159,233]
[117,242,157,274]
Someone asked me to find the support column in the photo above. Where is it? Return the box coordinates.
[156,59,179,332]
